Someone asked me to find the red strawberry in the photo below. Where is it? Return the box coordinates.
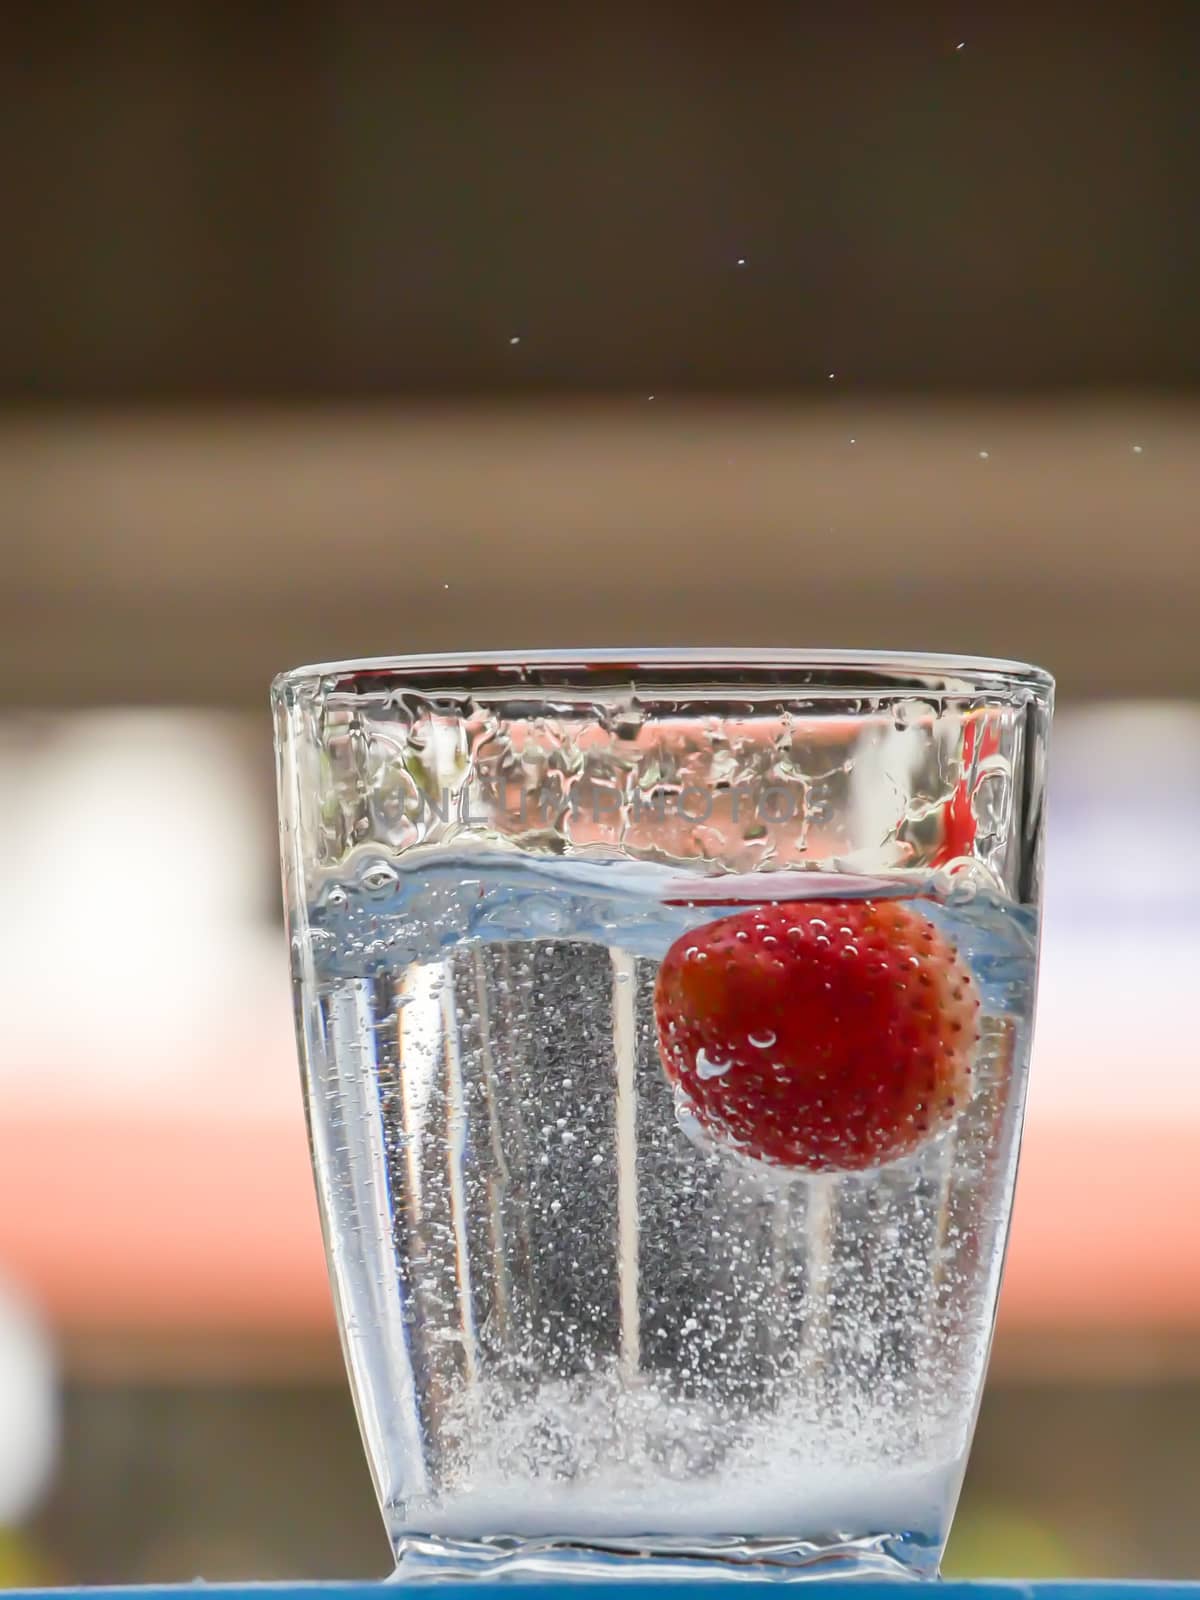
[654,899,980,1173]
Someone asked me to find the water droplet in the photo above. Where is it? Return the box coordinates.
[736,257,747,266]
[696,1049,731,1080]
[956,41,966,50]
[827,372,836,380]
[849,437,857,445]
[1132,443,1144,454]
[748,1029,776,1049]
[509,335,521,345]
[978,449,990,460]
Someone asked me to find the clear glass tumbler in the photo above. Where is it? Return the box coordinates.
[272,649,1052,1581]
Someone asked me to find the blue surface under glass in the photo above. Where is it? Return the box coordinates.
[6,1584,1199,1599]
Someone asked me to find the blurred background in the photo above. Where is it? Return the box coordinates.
[2,0,1200,1584]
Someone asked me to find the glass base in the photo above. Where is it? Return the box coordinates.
[389,1532,938,1582]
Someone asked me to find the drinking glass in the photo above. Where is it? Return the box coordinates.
[272,649,1052,1581]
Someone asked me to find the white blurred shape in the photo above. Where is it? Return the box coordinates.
[0,1279,56,1524]
[1045,701,1200,907]
[1030,702,1200,1125]
[0,710,293,1111]
[1,701,1199,1136]
[29,709,260,922]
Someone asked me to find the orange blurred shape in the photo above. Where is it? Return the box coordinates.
[0,1105,1196,1336]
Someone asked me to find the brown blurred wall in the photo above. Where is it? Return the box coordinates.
[4,2,1199,401]
[2,4,1198,708]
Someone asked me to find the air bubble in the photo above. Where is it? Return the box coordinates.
[360,861,399,894]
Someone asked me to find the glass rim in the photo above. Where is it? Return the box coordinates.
[272,647,1053,700]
